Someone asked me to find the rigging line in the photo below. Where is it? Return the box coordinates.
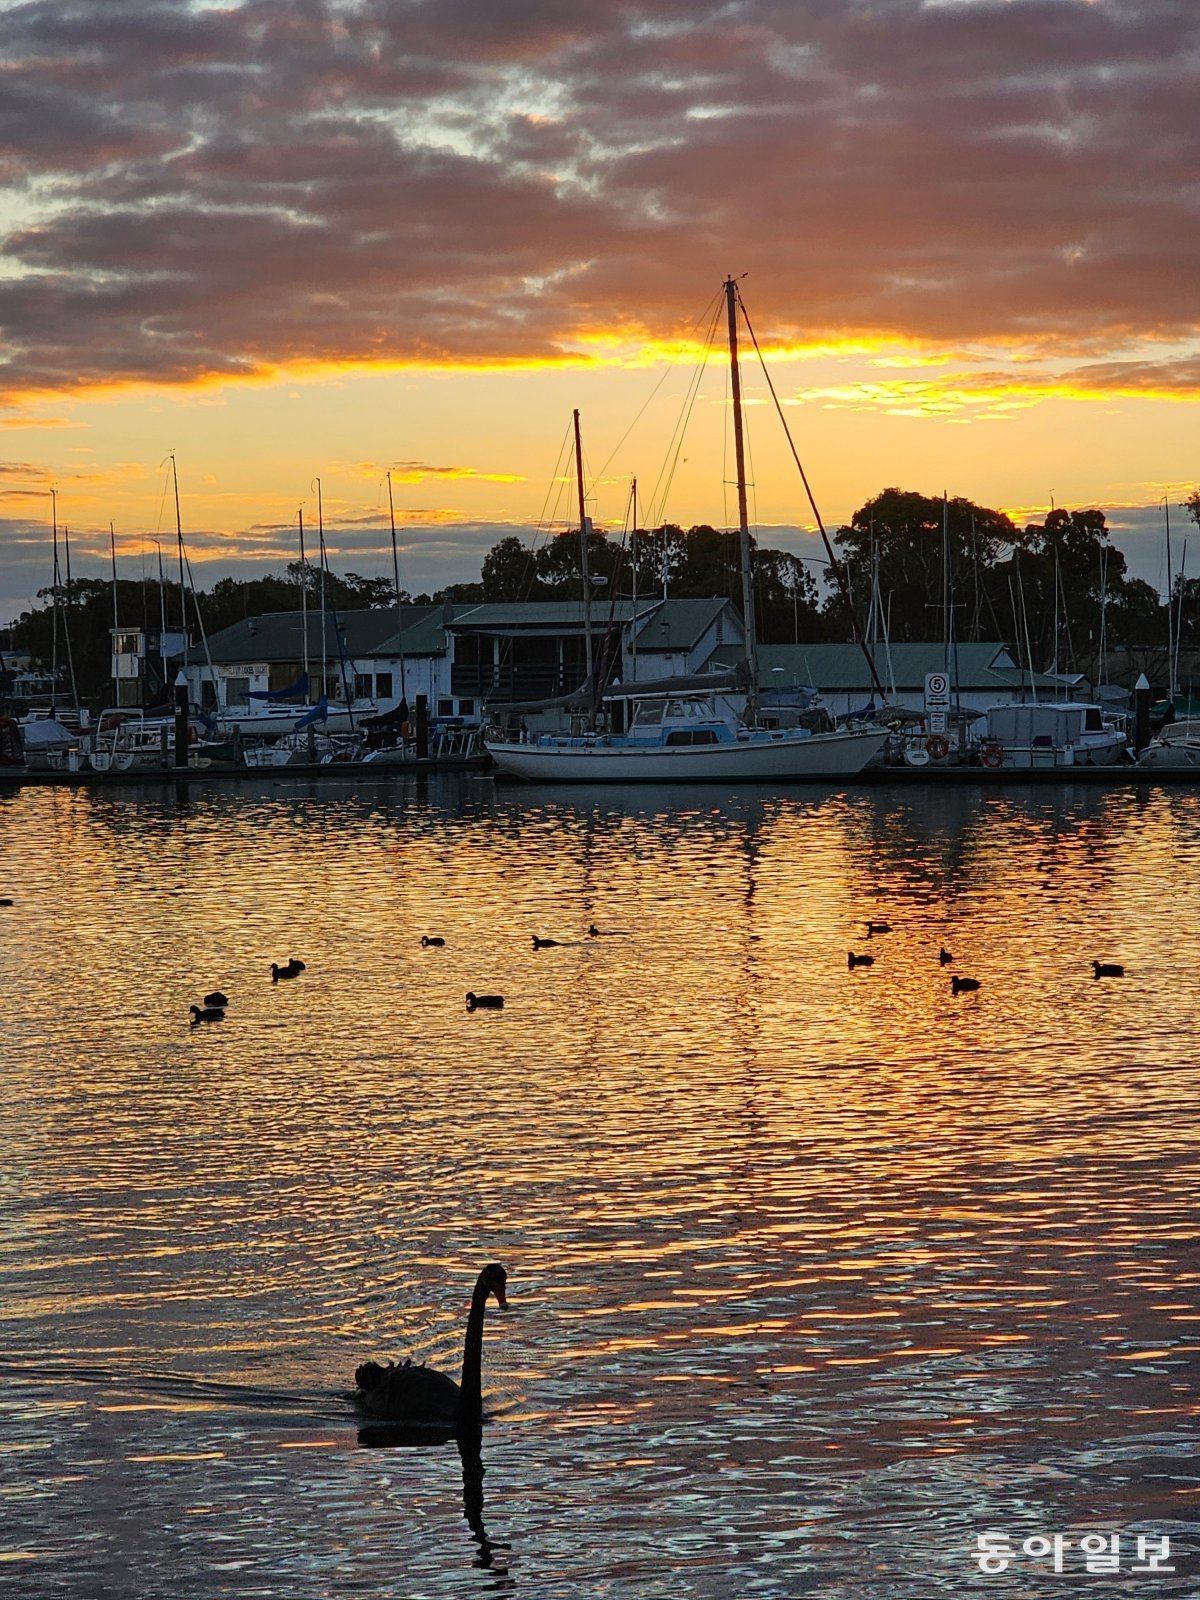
[735,286,886,700]
[594,285,725,483]
[645,299,723,532]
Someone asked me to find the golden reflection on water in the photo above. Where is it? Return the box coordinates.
[1,776,1199,1596]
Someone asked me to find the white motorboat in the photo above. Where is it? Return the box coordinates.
[1137,718,1200,771]
[975,703,1128,769]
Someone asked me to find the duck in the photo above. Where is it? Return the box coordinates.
[466,992,504,1011]
[848,952,874,969]
[421,936,446,948]
[203,990,229,1009]
[866,921,892,937]
[0,897,12,907]
[531,936,561,949]
[190,1004,225,1024]
[354,1263,508,1431]
[938,948,954,967]
[271,958,305,982]
[1093,961,1125,979]
[951,976,980,994]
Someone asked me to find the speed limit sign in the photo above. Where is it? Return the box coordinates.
[925,672,950,709]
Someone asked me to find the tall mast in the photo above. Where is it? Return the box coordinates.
[725,276,758,721]
[62,522,79,713]
[50,489,59,712]
[572,409,594,714]
[1165,496,1175,701]
[630,475,638,680]
[171,452,186,635]
[387,469,408,703]
[316,478,328,704]
[298,508,309,701]
[110,523,119,634]
[156,542,168,640]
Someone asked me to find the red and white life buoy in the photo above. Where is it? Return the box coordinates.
[925,734,950,761]
[980,741,1004,769]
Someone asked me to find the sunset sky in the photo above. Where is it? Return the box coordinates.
[1,0,1197,624]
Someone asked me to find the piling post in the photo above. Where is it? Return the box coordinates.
[173,671,189,769]
[1133,672,1151,752]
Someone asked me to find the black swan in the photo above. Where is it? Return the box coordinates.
[355,1263,508,1429]
[531,936,560,949]
[951,975,980,994]
[271,958,305,982]
[190,1004,225,1024]
[203,990,229,1008]
[1093,961,1125,979]
[938,948,954,967]
[421,936,446,948]
[848,952,874,969]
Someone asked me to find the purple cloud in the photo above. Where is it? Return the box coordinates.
[0,0,1197,403]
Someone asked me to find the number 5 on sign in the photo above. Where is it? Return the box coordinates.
[925,672,950,710]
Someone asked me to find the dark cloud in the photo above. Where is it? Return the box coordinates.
[1,0,1198,403]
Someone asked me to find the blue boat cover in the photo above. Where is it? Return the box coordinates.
[249,673,309,702]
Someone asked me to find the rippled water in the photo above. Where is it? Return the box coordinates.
[1,775,1198,1597]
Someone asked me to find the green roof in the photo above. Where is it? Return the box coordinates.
[756,642,1061,691]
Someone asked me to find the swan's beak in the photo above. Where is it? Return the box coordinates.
[495,1285,508,1309]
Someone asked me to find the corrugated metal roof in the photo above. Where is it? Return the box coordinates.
[632,598,738,650]
[756,641,1059,690]
[186,605,444,665]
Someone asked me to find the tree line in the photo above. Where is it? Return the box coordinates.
[6,489,1198,703]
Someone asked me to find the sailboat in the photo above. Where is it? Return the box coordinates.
[484,280,888,783]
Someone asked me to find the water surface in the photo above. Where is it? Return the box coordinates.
[1,776,1197,1596]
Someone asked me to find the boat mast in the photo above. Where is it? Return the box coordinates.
[725,276,758,722]
[50,489,59,712]
[171,452,186,635]
[630,475,638,681]
[316,477,327,704]
[387,469,408,704]
[110,523,119,634]
[572,409,594,716]
[298,508,309,702]
[1165,496,1176,701]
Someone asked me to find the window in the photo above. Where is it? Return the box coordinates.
[457,698,475,716]
[437,698,454,716]
[224,677,250,706]
[375,673,393,699]
[354,674,372,700]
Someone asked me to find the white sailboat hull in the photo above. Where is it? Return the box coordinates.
[486,726,886,783]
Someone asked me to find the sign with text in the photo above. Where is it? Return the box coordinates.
[924,672,950,710]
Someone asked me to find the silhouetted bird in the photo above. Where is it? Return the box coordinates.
[203,991,229,1008]
[1093,961,1125,979]
[466,992,504,1011]
[848,952,874,969]
[190,1005,225,1024]
[421,936,446,948]
[866,921,892,937]
[938,948,954,967]
[271,958,305,982]
[951,976,980,994]
[532,936,561,949]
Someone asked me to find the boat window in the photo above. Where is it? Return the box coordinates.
[665,729,719,746]
[1083,708,1103,731]
[630,700,666,727]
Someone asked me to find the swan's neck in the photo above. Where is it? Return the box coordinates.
[458,1281,490,1421]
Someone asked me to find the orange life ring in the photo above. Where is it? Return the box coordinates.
[925,734,950,761]
[980,741,1003,769]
